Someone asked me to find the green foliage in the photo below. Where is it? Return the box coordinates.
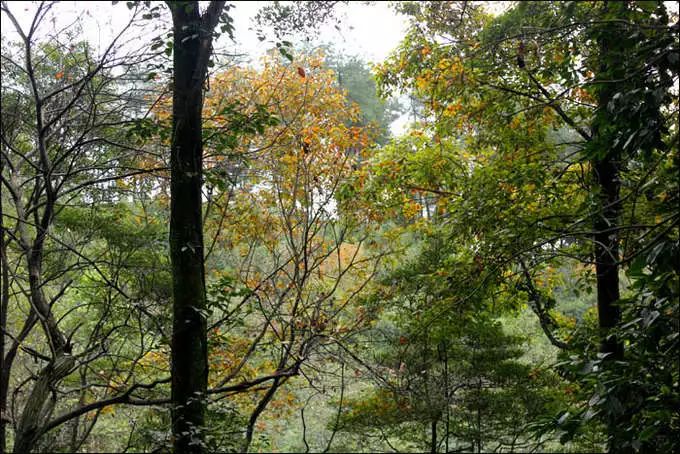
[553,238,679,451]
[3,2,677,452]
[324,50,403,144]
[327,223,570,451]
[368,0,679,451]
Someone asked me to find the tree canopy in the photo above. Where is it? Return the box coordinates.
[1,1,678,453]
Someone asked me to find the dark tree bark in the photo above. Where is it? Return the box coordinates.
[430,419,437,454]
[5,4,76,447]
[1,2,177,450]
[592,155,623,359]
[165,2,225,453]
[0,143,8,454]
[515,7,625,361]
[590,3,625,361]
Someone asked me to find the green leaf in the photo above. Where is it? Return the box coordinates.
[638,425,658,442]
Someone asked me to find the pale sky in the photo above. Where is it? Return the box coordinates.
[1,1,412,132]
[17,1,675,136]
[225,1,409,63]
[0,1,409,64]
[3,1,675,70]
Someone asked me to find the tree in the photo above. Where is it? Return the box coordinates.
[327,197,569,452]
[198,52,384,451]
[161,2,229,452]
[372,0,678,450]
[2,1,675,451]
[161,3,371,451]
[137,47,384,451]
[1,2,168,452]
[323,50,402,145]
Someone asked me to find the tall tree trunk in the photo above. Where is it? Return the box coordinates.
[591,2,625,361]
[169,6,208,452]
[0,151,8,454]
[166,2,225,453]
[589,3,643,451]
[592,155,622,359]
[476,378,482,454]
[430,419,437,454]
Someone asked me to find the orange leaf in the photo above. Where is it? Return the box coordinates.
[55,71,64,80]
